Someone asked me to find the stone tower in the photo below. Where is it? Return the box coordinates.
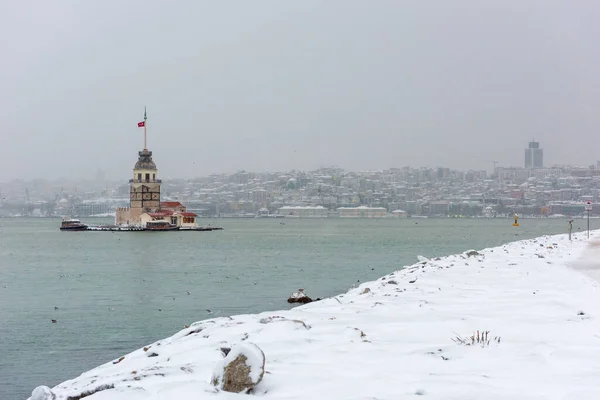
[115,107,162,226]
[128,149,161,222]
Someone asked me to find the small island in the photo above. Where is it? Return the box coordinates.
[60,109,222,232]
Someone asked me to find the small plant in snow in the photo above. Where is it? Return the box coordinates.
[451,330,501,347]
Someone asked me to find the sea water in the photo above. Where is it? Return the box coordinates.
[0,216,589,399]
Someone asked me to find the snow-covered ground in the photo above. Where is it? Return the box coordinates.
[30,231,600,400]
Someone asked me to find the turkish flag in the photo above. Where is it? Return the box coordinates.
[138,121,145,127]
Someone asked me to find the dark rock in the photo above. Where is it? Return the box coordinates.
[220,347,231,357]
[287,296,313,304]
[185,327,203,336]
[287,288,313,303]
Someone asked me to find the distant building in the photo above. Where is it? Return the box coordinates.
[437,168,451,180]
[429,201,450,215]
[497,167,533,184]
[252,189,268,203]
[391,209,408,218]
[525,141,543,169]
[74,202,111,217]
[337,206,387,218]
[277,205,328,218]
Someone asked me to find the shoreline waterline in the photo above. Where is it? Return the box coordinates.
[27,229,600,399]
[1,217,597,399]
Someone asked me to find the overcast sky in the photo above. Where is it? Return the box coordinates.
[1,0,599,181]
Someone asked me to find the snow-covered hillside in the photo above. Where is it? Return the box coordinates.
[29,232,600,400]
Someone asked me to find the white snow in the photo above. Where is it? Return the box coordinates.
[29,231,600,400]
[30,386,55,400]
[416,255,430,262]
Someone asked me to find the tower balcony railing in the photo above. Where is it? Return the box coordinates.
[129,179,162,183]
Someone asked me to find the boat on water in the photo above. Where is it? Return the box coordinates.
[144,221,180,231]
[60,217,88,231]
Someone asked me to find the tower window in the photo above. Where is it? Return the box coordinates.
[138,173,142,181]
[145,173,150,181]
[153,173,155,180]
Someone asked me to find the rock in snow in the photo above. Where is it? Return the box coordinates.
[465,249,481,257]
[211,343,266,393]
[287,288,312,303]
[30,386,55,400]
[26,231,600,399]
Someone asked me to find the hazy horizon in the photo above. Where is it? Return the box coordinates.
[2,1,600,181]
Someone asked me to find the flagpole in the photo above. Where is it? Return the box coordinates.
[143,106,147,150]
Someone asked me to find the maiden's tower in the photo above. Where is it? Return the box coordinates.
[115,109,198,230]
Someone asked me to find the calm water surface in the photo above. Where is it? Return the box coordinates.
[0,216,592,399]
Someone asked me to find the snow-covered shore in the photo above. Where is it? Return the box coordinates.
[30,231,600,400]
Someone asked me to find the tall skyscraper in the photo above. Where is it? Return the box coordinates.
[524,141,543,169]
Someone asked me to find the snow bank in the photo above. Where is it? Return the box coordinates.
[29,231,600,399]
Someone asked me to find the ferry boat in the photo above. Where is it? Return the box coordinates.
[60,217,88,231]
[145,221,180,231]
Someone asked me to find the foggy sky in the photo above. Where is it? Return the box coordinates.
[2,0,600,182]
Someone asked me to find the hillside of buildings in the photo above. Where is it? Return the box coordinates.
[2,164,600,219]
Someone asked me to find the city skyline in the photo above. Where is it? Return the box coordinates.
[0,133,597,184]
[2,152,600,186]
[2,160,599,219]
[2,1,600,181]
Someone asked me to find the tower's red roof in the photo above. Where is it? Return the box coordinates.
[180,212,197,217]
[160,201,185,208]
